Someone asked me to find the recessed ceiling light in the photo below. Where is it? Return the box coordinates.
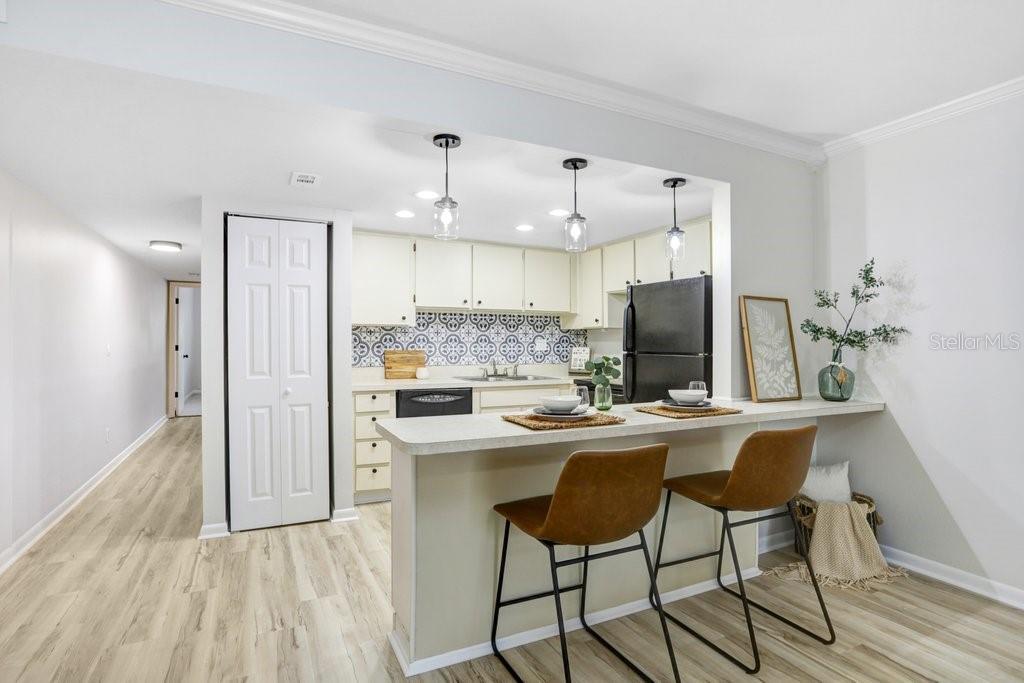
[395,210,415,218]
[414,190,440,200]
[149,240,182,252]
[548,209,570,217]
[515,224,534,232]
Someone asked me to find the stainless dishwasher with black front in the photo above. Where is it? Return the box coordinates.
[395,387,473,418]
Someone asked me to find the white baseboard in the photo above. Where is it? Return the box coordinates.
[881,545,1024,611]
[392,566,762,676]
[0,415,167,576]
[759,529,793,554]
[331,507,359,522]
[198,522,230,540]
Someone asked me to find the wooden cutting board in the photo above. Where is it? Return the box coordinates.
[384,349,426,379]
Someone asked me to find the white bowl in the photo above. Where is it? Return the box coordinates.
[540,395,583,413]
[668,389,708,404]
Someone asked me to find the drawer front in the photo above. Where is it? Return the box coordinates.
[355,439,391,466]
[355,414,385,439]
[355,464,391,491]
[355,392,392,413]
[478,385,573,409]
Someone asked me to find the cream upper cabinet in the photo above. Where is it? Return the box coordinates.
[602,240,635,292]
[671,218,712,279]
[415,239,472,309]
[523,249,570,313]
[562,248,604,329]
[352,233,415,325]
[633,231,672,285]
[472,244,524,311]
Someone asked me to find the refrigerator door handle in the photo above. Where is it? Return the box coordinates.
[623,354,636,403]
[623,289,636,353]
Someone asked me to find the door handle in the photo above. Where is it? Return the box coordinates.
[283,387,293,397]
[182,354,190,359]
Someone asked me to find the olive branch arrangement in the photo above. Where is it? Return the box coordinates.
[585,355,621,386]
[800,259,909,372]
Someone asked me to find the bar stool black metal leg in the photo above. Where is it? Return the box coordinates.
[789,502,836,644]
[490,520,523,682]
[546,543,572,682]
[639,529,682,683]
[648,492,673,604]
[723,511,761,674]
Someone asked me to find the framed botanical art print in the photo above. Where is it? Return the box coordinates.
[739,295,802,402]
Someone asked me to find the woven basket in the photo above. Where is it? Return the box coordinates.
[792,492,882,556]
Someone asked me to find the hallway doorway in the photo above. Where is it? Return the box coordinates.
[167,281,201,417]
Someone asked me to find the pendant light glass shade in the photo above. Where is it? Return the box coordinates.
[432,195,460,240]
[562,158,589,252]
[432,133,461,240]
[564,212,588,252]
[663,177,687,270]
[665,225,685,262]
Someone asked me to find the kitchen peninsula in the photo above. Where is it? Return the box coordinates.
[376,397,885,675]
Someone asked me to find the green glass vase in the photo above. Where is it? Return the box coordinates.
[818,350,855,401]
[594,384,613,410]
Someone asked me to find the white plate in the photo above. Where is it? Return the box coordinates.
[532,407,595,421]
[659,400,715,411]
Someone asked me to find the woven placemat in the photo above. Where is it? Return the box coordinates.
[501,412,626,431]
[634,405,743,419]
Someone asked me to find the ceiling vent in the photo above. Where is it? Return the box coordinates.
[289,171,321,187]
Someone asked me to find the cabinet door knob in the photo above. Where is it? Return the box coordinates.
[529,302,534,307]
[371,442,377,448]
[477,300,482,305]
[594,318,599,323]
[371,394,377,400]
[463,299,468,304]
[371,468,378,474]
[371,416,377,422]
[636,279,642,284]
[626,280,631,285]
[401,315,406,321]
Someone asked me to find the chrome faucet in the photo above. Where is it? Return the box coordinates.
[511,362,520,377]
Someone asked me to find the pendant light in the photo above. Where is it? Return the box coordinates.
[663,177,687,274]
[431,133,461,240]
[562,158,589,252]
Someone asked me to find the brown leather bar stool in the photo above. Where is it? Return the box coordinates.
[649,425,835,675]
[490,444,681,682]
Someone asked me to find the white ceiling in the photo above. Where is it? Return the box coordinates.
[276,0,1024,142]
[0,47,712,280]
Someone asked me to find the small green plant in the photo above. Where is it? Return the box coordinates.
[800,258,909,364]
[585,355,621,386]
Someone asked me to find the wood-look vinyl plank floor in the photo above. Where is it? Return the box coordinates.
[1,416,1022,681]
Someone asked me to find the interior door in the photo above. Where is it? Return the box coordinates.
[278,220,329,525]
[227,215,329,531]
[175,286,201,416]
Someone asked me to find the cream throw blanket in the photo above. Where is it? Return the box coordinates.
[766,500,906,590]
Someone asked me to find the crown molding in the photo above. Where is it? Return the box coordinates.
[160,0,826,164]
[825,75,1024,157]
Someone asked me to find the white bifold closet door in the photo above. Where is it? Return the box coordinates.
[227,215,329,531]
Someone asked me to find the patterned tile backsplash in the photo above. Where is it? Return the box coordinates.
[352,312,587,367]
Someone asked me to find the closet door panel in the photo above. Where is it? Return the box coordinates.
[228,216,283,531]
[278,220,329,525]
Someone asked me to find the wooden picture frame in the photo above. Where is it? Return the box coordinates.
[739,295,802,402]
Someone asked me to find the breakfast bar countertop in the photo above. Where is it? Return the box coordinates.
[375,397,885,455]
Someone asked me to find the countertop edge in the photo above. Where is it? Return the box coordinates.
[351,377,577,392]
[375,400,886,455]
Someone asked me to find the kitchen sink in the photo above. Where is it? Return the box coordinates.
[454,375,559,382]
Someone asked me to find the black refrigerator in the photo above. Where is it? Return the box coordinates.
[622,275,712,403]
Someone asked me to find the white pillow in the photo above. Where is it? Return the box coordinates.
[799,461,852,502]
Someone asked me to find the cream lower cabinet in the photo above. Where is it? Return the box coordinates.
[562,249,605,329]
[472,244,524,311]
[415,239,473,309]
[524,248,570,313]
[474,384,576,414]
[352,233,415,325]
[353,391,394,501]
